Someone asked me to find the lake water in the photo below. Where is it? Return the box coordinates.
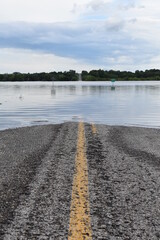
[1,81,160,130]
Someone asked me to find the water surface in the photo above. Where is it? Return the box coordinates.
[1,81,160,130]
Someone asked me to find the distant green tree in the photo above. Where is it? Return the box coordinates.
[1,69,160,81]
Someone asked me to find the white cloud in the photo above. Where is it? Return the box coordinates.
[103,55,134,71]
[148,55,160,69]
[0,0,81,22]
[0,0,160,72]
[0,48,99,73]
[86,0,112,11]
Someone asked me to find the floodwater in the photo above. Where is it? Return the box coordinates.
[0,81,160,130]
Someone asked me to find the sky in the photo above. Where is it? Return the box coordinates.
[0,0,160,73]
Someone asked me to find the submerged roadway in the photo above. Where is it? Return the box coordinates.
[0,122,159,239]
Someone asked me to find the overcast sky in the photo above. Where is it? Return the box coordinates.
[0,0,160,73]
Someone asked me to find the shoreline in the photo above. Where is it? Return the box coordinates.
[1,121,160,133]
[0,79,160,82]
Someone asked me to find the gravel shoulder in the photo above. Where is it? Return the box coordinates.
[0,123,159,239]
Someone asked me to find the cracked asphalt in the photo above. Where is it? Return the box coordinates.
[0,122,159,239]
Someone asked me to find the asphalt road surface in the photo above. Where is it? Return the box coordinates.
[0,122,159,240]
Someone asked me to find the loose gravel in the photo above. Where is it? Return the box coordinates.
[0,123,78,239]
[85,124,160,240]
[0,123,159,239]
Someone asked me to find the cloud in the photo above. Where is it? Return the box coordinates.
[105,19,125,32]
[0,0,79,22]
[73,0,141,20]
[86,0,112,11]
[0,48,100,73]
[0,20,143,61]
[0,17,158,72]
[118,0,136,10]
[0,0,160,72]
[0,22,99,60]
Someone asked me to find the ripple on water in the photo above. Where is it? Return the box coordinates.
[1,81,160,130]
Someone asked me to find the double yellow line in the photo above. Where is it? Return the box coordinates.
[68,122,93,240]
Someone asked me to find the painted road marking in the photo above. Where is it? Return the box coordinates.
[91,123,97,135]
[68,122,92,240]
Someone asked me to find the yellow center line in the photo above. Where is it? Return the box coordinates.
[68,122,92,240]
[91,123,97,135]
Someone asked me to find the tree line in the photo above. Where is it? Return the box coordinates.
[82,69,160,81]
[1,69,160,81]
[0,70,78,82]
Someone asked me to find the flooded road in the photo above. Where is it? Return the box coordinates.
[1,81,160,130]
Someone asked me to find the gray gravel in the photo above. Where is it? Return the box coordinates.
[0,124,60,235]
[0,123,77,239]
[0,123,160,239]
[85,124,160,240]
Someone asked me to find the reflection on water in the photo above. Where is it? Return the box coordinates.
[111,86,116,91]
[51,85,56,96]
[1,81,160,130]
